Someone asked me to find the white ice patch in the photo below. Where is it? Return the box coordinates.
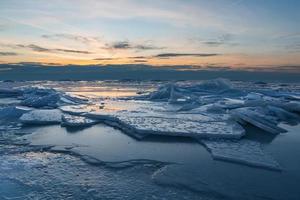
[61,115,97,127]
[20,109,62,125]
[200,139,281,171]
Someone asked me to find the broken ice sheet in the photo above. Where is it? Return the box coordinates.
[200,139,281,171]
[117,115,245,139]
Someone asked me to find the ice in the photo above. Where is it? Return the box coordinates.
[144,79,240,104]
[0,106,31,120]
[59,93,89,105]
[267,105,300,125]
[192,78,233,91]
[20,109,62,125]
[22,92,60,108]
[200,139,281,170]
[18,87,89,108]
[231,107,287,134]
[61,115,97,127]
[59,105,92,115]
[0,88,22,98]
[116,116,245,139]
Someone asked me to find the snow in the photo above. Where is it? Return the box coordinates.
[20,109,62,125]
[200,139,281,170]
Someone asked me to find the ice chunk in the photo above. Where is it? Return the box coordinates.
[20,87,89,108]
[0,106,31,120]
[61,115,97,127]
[20,87,60,108]
[59,105,92,115]
[200,139,281,171]
[190,78,233,92]
[20,109,62,125]
[272,101,300,113]
[267,105,300,125]
[144,79,240,104]
[21,93,60,108]
[148,83,194,104]
[0,88,22,97]
[214,98,245,109]
[117,116,245,139]
[231,107,286,134]
[59,93,89,105]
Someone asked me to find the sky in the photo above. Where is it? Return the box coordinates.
[0,0,300,70]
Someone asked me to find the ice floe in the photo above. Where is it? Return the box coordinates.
[20,109,62,125]
[117,116,245,139]
[200,139,281,170]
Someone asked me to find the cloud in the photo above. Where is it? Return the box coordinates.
[154,53,220,58]
[54,48,92,54]
[14,44,93,54]
[133,59,147,63]
[242,65,300,72]
[16,44,50,52]
[285,43,300,52]
[42,34,102,44]
[198,34,238,47]
[93,57,117,61]
[127,56,147,59]
[277,32,300,39]
[0,52,18,56]
[105,40,164,51]
[93,53,219,61]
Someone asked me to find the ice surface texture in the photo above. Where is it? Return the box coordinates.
[200,139,281,170]
[116,116,245,139]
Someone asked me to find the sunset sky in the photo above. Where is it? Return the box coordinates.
[0,0,300,70]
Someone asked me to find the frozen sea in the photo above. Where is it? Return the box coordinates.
[0,80,300,200]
